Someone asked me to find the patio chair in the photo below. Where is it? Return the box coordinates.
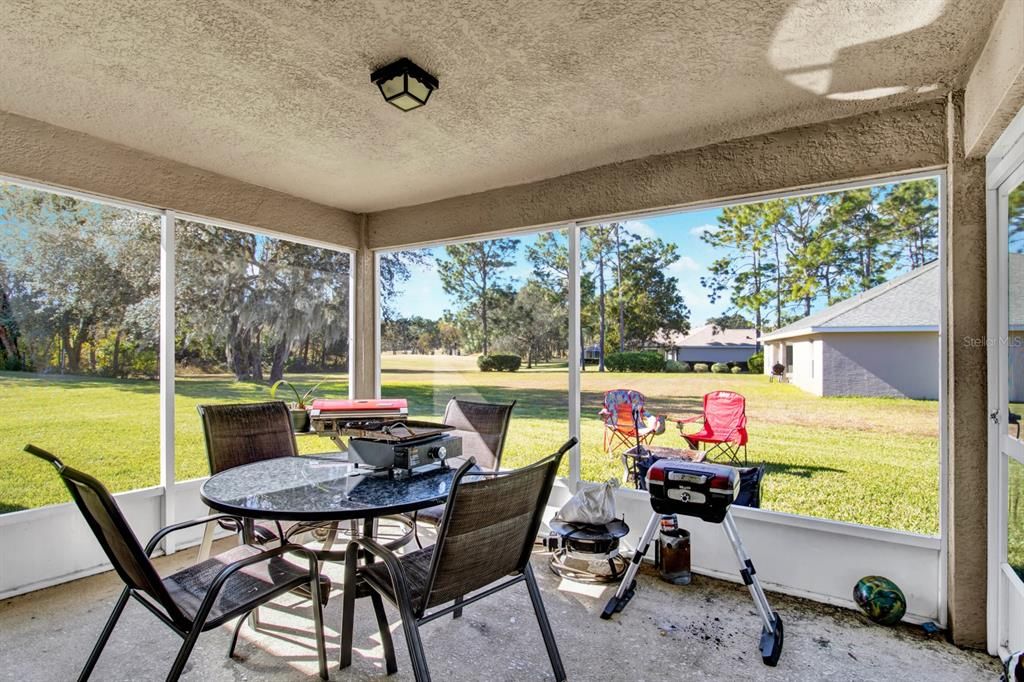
[600,389,664,454]
[409,397,516,547]
[23,444,329,682]
[675,390,749,465]
[196,401,318,558]
[197,401,368,562]
[340,439,575,682]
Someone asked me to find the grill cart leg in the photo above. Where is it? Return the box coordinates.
[601,511,660,619]
[721,511,784,666]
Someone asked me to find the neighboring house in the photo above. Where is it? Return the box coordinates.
[761,260,981,399]
[653,325,758,365]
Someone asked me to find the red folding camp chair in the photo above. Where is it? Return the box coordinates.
[600,389,664,454]
[675,390,749,465]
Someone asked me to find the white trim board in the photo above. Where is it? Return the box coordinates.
[762,325,939,342]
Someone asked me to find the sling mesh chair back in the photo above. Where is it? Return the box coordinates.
[197,401,299,475]
[23,444,328,682]
[410,397,516,545]
[600,388,664,454]
[196,401,302,555]
[341,439,576,682]
[442,396,516,471]
[675,390,749,465]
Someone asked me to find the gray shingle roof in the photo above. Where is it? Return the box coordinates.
[762,261,939,341]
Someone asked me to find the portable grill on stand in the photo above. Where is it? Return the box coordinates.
[600,406,785,667]
[309,399,462,479]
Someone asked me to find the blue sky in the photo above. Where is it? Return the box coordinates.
[389,206,729,324]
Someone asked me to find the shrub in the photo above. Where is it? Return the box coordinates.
[604,351,666,373]
[731,366,743,374]
[693,363,710,373]
[711,362,730,373]
[665,359,691,373]
[747,352,764,374]
[478,354,522,372]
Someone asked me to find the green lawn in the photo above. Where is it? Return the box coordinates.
[1,358,941,535]
[379,354,940,535]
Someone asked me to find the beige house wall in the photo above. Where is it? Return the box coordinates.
[945,91,989,648]
[964,0,1024,159]
[0,111,362,248]
[368,101,948,249]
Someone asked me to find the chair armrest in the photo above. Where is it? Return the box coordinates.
[345,537,416,600]
[145,514,245,556]
[194,543,320,625]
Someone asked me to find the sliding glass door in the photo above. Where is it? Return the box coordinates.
[991,162,1024,657]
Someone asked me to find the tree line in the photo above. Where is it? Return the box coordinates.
[0,184,350,382]
[381,224,691,369]
[701,180,938,338]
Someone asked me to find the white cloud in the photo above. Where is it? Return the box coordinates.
[689,224,714,236]
[668,256,700,273]
[622,221,656,240]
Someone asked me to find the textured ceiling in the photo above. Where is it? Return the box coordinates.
[0,0,1002,212]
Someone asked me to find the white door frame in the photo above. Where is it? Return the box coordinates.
[986,105,1024,658]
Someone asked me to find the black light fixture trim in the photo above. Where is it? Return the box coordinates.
[370,58,439,112]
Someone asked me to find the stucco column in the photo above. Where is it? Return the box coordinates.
[945,91,989,647]
[351,214,378,398]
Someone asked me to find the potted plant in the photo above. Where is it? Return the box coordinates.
[269,380,323,433]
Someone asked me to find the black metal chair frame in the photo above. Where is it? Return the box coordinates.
[24,444,328,682]
[341,440,575,682]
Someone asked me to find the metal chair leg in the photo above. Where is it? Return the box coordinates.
[309,569,328,680]
[197,517,215,562]
[78,587,131,682]
[452,595,464,619]
[411,512,423,549]
[227,611,250,658]
[524,564,567,682]
[166,624,204,681]
[340,554,358,669]
[399,615,431,682]
[370,592,398,675]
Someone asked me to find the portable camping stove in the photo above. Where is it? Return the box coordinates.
[548,518,629,583]
[600,458,785,667]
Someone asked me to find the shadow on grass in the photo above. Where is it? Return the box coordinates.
[0,502,28,514]
[760,462,847,478]
[383,383,569,420]
[0,371,350,403]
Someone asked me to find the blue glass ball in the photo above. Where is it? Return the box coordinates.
[853,576,906,625]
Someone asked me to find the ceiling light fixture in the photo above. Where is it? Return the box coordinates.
[370,58,439,112]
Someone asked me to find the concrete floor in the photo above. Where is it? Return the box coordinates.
[0,541,1000,681]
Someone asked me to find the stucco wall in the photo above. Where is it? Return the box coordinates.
[821,332,939,399]
[368,101,948,249]
[0,111,361,248]
[964,0,1024,158]
[946,91,989,648]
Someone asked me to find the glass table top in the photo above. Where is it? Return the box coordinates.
[200,454,459,521]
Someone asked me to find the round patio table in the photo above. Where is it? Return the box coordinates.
[200,454,460,523]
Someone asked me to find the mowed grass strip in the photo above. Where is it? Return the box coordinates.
[1,357,940,535]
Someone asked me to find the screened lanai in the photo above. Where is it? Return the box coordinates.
[0,1,1022,679]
